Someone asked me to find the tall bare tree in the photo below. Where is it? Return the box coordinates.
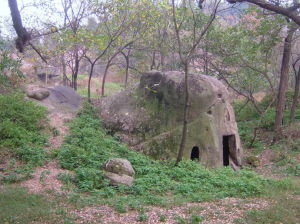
[274,24,297,135]
[172,0,221,165]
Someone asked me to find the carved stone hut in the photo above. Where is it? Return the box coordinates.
[99,70,243,169]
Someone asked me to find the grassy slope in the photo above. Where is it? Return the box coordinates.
[0,92,299,223]
[56,103,292,210]
[0,92,49,183]
[232,94,300,223]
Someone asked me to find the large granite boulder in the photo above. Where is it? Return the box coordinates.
[102,158,135,186]
[98,71,243,169]
[26,85,81,112]
[27,89,50,101]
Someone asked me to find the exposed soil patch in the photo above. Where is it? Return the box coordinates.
[21,85,78,193]
[21,160,68,193]
[72,198,269,224]
[21,109,74,193]
[47,111,74,150]
[256,149,276,177]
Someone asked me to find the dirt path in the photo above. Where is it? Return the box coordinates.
[22,109,75,193]
[72,197,269,224]
[47,111,74,150]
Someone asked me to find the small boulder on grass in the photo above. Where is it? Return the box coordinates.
[103,172,134,186]
[27,89,50,101]
[102,158,135,186]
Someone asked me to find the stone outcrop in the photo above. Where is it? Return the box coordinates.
[27,89,50,101]
[102,158,135,186]
[26,85,81,112]
[98,70,243,169]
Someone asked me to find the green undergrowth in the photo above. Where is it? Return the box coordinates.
[0,92,48,183]
[233,93,300,176]
[0,186,52,223]
[233,93,300,150]
[0,186,76,224]
[77,81,123,99]
[240,180,300,224]
[77,88,99,99]
[57,102,291,209]
[243,197,300,224]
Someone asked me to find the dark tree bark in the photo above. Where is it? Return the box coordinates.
[124,55,130,88]
[172,0,220,165]
[227,0,300,26]
[73,51,80,90]
[150,51,156,70]
[101,60,113,96]
[290,64,300,123]
[176,63,190,165]
[8,0,31,52]
[87,63,95,101]
[274,25,297,134]
[61,55,68,86]
[121,50,131,88]
[100,42,133,96]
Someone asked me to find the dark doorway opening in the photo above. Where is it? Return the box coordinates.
[223,135,236,166]
[190,146,200,161]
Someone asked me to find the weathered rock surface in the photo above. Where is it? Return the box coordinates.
[27,85,81,112]
[102,158,135,186]
[103,158,135,176]
[46,86,81,111]
[98,70,243,169]
[103,172,134,186]
[99,90,151,135]
[27,89,50,100]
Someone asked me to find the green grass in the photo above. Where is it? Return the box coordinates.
[233,93,300,150]
[233,95,300,176]
[243,195,300,224]
[0,92,48,183]
[77,81,124,98]
[0,186,52,223]
[77,88,99,98]
[103,82,124,96]
[56,102,291,210]
[0,186,76,224]
[65,74,87,80]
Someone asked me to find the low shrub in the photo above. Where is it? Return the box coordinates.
[0,93,47,147]
[0,42,24,93]
[0,92,48,183]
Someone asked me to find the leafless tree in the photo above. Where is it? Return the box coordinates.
[172,0,221,165]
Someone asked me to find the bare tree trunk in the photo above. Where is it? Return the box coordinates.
[160,52,165,71]
[88,63,95,102]
[150,51,156,70]
[121,50,130,88]
[8,0,31,52]
[204,41,208,75]
[125,56,129,88]
[176,63,190,165]
[101,60,112,96]
[62,55,67,86]
[100,43,132,95]
[274,26,296,134]
[71,72,74,88]
[73,53,79,90]
[290,64,300,123]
